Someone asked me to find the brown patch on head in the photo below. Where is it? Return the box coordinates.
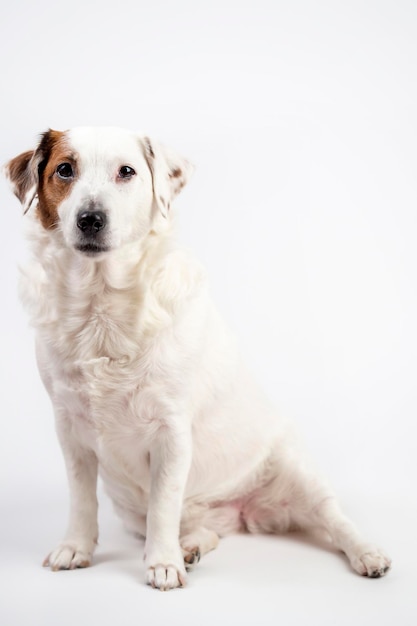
[6,129,77,230]
[36,130,76,229]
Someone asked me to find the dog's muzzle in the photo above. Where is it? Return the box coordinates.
[75,207,110,256]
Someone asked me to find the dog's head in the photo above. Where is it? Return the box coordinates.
[5,127,193,257]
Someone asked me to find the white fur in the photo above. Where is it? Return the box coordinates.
[6,127,391,590]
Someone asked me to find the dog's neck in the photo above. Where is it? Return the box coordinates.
[22,220,204,363]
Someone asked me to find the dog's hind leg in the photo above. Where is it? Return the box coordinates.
[304,496,391,577]
[241,453,391,578]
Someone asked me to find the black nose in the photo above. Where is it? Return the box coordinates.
[77,210,107,235]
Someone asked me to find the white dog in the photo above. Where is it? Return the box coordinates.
[5,127,391,590]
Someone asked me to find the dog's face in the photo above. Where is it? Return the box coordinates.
[5,127,193,257]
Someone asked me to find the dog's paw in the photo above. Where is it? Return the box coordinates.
[180,527,218,572]
[182,546,201,572]
[145,542,187,590]
[146,563,187,591]
[43,541,94,571]
[350,547,391,578]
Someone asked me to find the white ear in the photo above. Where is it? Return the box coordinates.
[141,136,194,218]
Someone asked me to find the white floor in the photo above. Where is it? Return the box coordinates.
[1,487,415,626]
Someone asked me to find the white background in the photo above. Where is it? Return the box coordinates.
[0,1,416,624]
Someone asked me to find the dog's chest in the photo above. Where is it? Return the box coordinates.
[46,285,168,458]
[59,291,140,363]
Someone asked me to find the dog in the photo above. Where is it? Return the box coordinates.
[5,126,391,590]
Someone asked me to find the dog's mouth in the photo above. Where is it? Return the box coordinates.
[74,242,111,257]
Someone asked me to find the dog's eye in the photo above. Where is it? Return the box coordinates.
[56,163,74,179]
[118,166,136,179]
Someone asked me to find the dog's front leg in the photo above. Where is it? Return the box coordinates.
[145,424,192,591]
[43,416,99,571]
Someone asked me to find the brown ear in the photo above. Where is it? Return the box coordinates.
[4,130,62,215]
[141,136,194,218]
[4,150,38,213]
